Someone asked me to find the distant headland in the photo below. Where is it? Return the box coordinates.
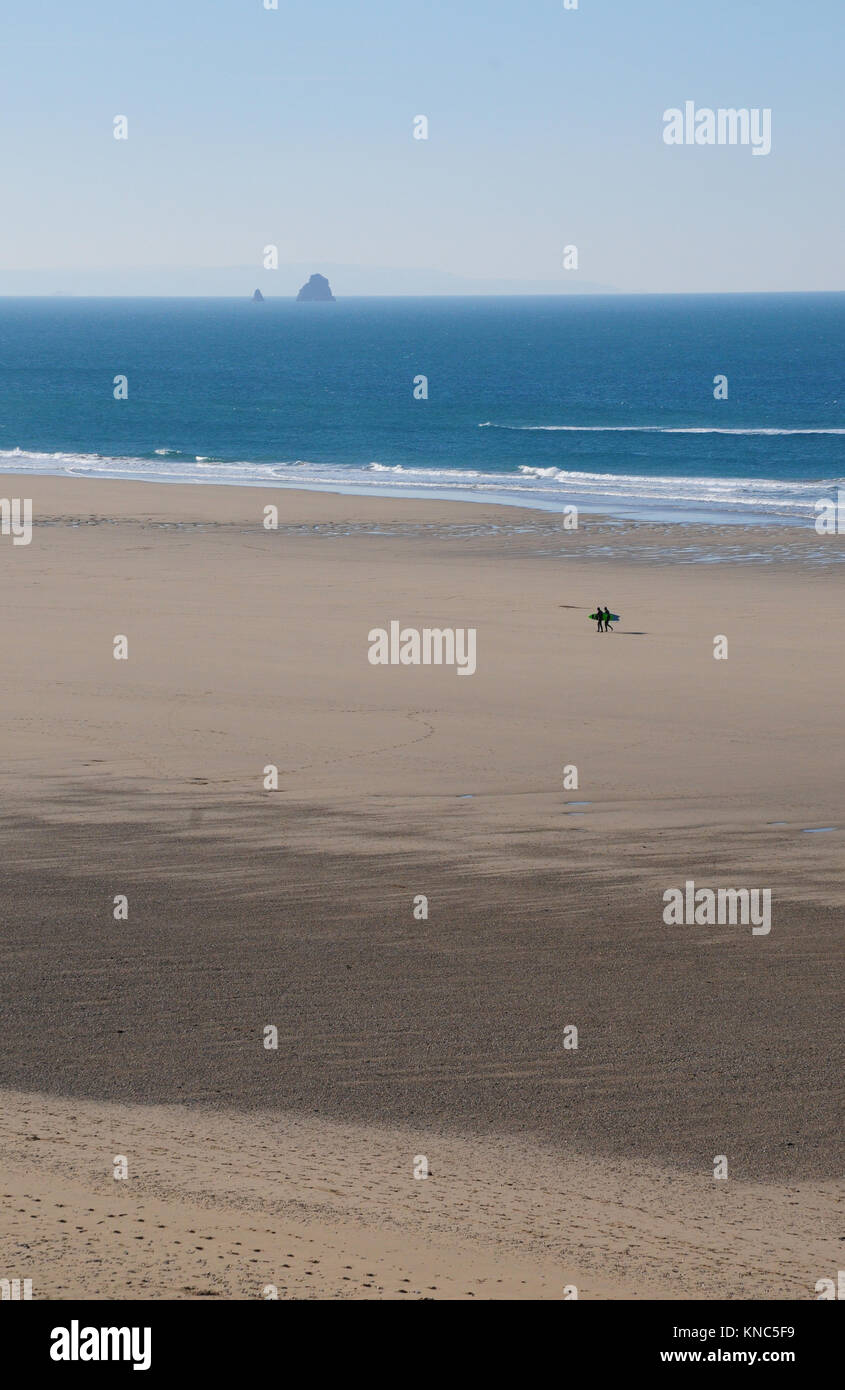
[296,273,336,302]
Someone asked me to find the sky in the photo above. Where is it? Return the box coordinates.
[1,0,843,294]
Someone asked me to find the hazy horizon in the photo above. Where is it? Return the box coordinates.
[3,286,845,299]
[2,0,843,297]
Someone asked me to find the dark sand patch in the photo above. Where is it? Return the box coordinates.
[0,804,841,1183]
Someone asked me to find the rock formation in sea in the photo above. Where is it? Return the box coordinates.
[252,288,264,302]
[296,273,335,302]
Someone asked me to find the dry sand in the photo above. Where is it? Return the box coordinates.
[0,475,842,1299]
[2,1089,837,1301]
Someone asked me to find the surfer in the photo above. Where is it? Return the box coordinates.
[596,604,604,633]
[603,606,614,632]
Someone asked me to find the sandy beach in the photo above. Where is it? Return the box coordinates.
[0,475,842,1300]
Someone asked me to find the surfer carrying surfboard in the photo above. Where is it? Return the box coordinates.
[589,607,620,630]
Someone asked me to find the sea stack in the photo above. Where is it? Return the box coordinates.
[296,273,335,302]
[252,288,264,302]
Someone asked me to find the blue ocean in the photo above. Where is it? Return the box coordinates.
[1,293,842,524]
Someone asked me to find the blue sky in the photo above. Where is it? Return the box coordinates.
[1,0,842,293]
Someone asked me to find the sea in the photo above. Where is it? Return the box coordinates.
[1,292,842,526]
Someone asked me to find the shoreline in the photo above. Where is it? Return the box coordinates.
[1,472,842,566]
[0,460,833,529]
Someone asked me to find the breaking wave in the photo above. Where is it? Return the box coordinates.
[479,423,845,435]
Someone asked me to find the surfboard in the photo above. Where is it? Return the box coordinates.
[589,612,620,622]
